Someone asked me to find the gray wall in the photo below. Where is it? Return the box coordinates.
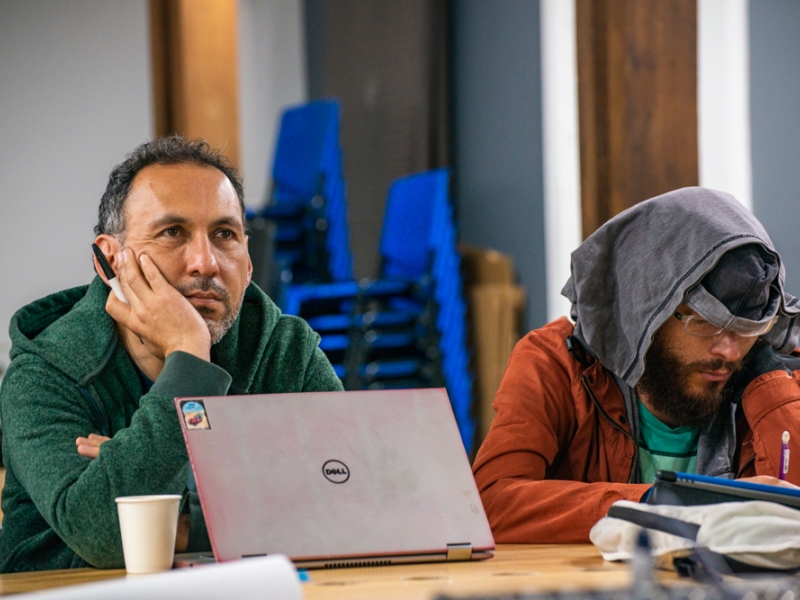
[0,0,153,366]
[750,1,800,296]
[451,0,547,330]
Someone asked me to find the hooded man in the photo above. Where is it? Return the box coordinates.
[472,187,800,543]
[0,137,343,572]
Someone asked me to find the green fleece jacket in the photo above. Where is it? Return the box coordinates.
[0,277,342,573]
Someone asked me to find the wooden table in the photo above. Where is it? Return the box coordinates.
[303,544,642,600]
[0,545,673,598]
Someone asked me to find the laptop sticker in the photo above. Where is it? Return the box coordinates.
[181,399,211,430]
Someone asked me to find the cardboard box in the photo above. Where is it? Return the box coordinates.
[468,284,525,446]
[460,245,525,451]
[460,243,515,287]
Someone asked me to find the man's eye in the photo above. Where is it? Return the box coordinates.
[216,229,234,240]
[163,227,181,237]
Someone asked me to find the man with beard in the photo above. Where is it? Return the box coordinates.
[473,187,800,543]
[0,137,343,572]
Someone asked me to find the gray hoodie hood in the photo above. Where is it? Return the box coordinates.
[562,187,800,387]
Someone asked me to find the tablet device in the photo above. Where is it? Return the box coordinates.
[646,470,800,508]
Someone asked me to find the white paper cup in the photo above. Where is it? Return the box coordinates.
[115,495,181,574]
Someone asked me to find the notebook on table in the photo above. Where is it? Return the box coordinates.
[173,388,494,568]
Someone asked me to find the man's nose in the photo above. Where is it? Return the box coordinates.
[709,331,743,362]
[185,236,219,277]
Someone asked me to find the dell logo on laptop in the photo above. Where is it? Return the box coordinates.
[322,460,350,483]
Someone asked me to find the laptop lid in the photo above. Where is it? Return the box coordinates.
[174,388,495,567]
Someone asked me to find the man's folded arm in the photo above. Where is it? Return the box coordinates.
[474,450,650,543]
[473,401,649,543]
[472,330,649,543]
[1,351,231,568]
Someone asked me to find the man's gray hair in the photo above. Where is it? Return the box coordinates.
[95,136,245,239]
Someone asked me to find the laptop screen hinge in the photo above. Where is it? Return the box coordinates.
[446,543,472,561]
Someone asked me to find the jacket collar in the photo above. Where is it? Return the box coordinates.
[210,283,279,394]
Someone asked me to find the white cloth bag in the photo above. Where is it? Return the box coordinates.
[590,500,800,570]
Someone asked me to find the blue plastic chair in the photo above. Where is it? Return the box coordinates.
[249,100,353,301]
[272,100,339,200]
[281,168,476,453]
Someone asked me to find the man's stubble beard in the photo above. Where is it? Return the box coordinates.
[174,277,244,345]
[635,331,744,429]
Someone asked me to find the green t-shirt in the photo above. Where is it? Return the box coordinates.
[638,401,699,484]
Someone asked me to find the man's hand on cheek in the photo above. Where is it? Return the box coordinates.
[105,249,211,362]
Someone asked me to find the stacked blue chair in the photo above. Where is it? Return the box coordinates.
[280,169,476,453]
[247,100,353,302]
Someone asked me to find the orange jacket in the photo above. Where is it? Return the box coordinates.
[472,317,800,543]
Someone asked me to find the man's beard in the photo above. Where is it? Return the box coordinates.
[174,277,244,345]
[636,332,743,428]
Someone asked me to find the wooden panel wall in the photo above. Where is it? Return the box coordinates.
[150,0,240,167]
[308,0,449,278]
[576,0,698,238]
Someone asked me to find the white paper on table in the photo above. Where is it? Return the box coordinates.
[23,555,302,600]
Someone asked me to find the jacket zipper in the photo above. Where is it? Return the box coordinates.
[736,453,756,479]
[580,374,639,484]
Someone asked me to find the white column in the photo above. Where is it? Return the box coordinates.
[540,0,583,321]
[698,0,752,210]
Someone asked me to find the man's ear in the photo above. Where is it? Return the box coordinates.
[93,235,123,285]
[245,236,253,287]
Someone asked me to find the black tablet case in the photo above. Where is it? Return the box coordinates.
[646,470,800,509]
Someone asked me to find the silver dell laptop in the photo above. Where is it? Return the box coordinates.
[173,388,494,568]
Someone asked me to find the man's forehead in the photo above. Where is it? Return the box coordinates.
[125,163,243,226]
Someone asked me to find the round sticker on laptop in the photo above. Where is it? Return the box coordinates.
[180,399,210,430]
[322,460,350,483]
